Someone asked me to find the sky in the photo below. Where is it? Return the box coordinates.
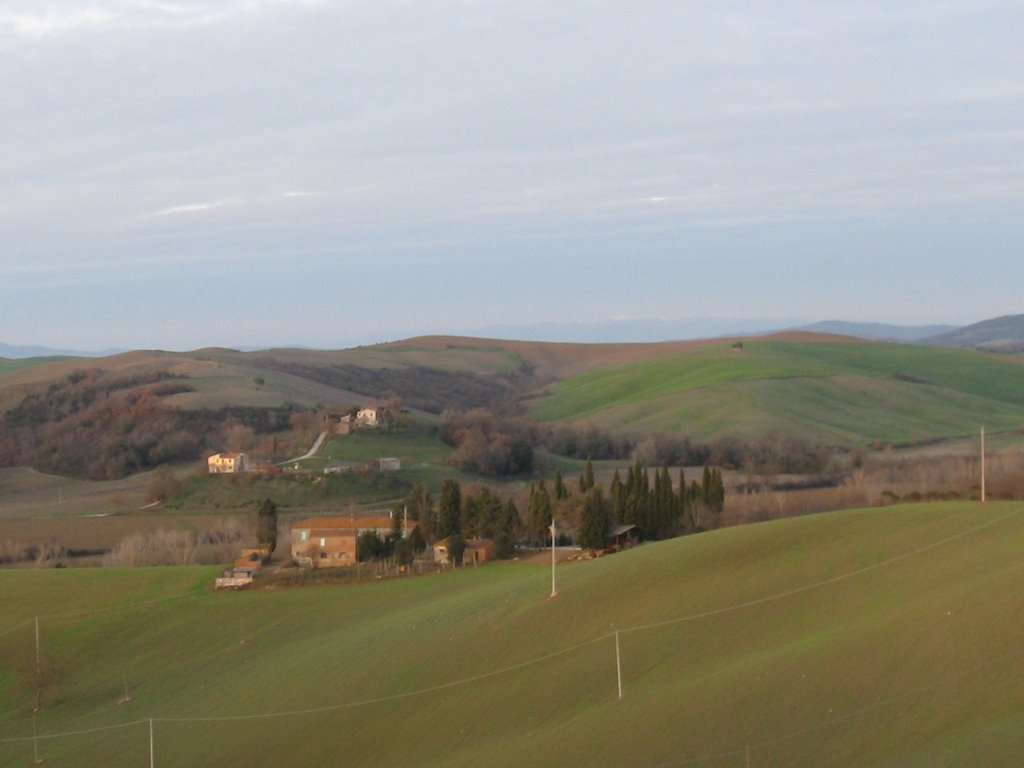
[2,0,1022,350]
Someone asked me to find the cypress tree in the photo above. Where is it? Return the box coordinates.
[578,487,610,551]
[437,479,462,540]
[553,469,568,500]
[610,469,626,524]
[529,481,552,544]
[256,497,278,559]
[583,458,595,490]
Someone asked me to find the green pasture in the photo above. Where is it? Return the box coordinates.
[2,501,1023,767]
[532,341,1024,444]
[318,428,451,467]
[169,471,412,512]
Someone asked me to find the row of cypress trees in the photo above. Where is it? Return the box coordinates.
[528,460,725,550]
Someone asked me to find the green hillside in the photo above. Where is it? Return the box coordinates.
[2,502,1023,767]
[531,340,1024,444]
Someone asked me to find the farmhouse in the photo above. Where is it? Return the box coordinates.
[291,514,414,566]
[207,452,249,474]
[356,407,382,426]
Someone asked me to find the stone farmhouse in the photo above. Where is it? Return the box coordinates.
[356,406,382,426]
[291,514,414,567]
[207,452,249,474]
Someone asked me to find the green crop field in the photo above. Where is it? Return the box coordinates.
[531,341,1024,444]
[2,501,1022,767]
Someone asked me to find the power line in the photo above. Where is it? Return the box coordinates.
[622,507,1019,636]
[156,633,611,723]
[0,719,147,745]
[1,506,1019,751]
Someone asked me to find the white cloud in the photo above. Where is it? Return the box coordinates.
[0,0,330,41]
[146,198,234,217]
[0,8,117,39]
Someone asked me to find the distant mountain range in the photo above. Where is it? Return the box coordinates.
[0,342,90,359]
[3,313,1023,358]
[920,314,1024,352]
[467,316,803,344]
[793,321,959,343]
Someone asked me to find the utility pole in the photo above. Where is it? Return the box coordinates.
[34,616,41,711]
[615,631,623,700]
[980,426,986,502]
[550,518,557,598]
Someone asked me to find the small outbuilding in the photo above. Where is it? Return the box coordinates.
[605,524,639,551]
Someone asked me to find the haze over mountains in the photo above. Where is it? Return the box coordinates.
[2,314,1022,358]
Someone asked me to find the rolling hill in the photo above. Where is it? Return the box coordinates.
[3,332,1024,482]
[529,338,1024,445]
[923,314,1024,352]
[1,501,1022,767]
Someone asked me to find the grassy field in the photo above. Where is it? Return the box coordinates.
[2,501,1022,767]
[0,468,160,520]
[531,340,1024,444]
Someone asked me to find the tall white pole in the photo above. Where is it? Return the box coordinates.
[550,518,557,598]
[615,631,623,700]
[149,718,155,768]
[980,426,986,503]
[32,616,42,712]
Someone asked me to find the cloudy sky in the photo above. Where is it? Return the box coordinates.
[2,0,1022,350]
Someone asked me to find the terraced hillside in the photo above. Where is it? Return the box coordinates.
[530,339,1024,444]
[1,502,1022,767]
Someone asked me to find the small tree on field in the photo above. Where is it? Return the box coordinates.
[145,466,180,504]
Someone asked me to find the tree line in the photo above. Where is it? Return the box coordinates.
[526,460,725,550]
[394,459,726,562]
[439,408,834,478]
